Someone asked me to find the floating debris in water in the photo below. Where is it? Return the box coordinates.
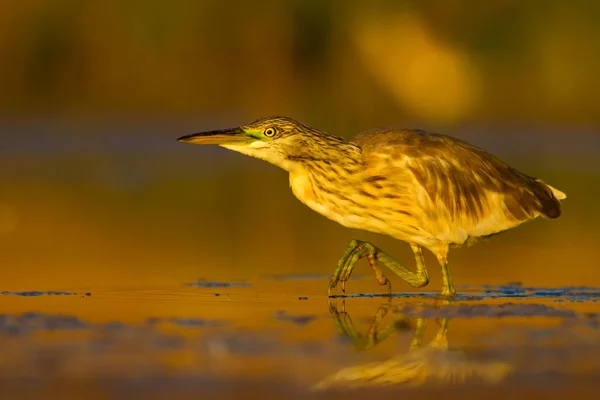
[187,280,251,288]
[0,291,87,297]
[476,284,600,302]
[298,297,308,300]
[273,310,316,325]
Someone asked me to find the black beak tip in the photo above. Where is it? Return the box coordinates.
[176,134,193,142]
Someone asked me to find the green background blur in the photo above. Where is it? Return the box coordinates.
[1,0,598,290]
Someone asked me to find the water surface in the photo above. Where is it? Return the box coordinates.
[2,280,599,399]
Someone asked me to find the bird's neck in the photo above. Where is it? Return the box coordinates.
[288,137,362,220]
[287,136,362,212]
[287,135,362,176]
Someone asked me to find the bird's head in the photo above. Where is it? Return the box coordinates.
[177,116,328,171]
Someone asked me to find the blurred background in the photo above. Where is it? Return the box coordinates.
[1,0,599,291]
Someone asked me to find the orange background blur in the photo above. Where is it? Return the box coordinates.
[1,0,599,291]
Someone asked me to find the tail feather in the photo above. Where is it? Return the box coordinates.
[547,184,566,200]
[533,180,565,219]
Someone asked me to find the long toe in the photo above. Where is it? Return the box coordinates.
[328,279,337,296]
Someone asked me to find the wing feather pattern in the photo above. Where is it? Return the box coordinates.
[353,128,564,243]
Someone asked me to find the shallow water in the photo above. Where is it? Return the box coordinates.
[2,279,600,399]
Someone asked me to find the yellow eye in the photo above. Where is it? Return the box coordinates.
[264,127,276,137]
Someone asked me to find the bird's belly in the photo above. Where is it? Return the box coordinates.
[289,171,435,245]
[308,201,378,230]
[304,198,430,244]
[421,191,530,246]
[307,200,394,234]
[316,201,436,246]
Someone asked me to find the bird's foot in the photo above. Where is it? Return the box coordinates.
[329,240,379,297]
[384,279,392,296]
[328,278,341,297]
[372,275,393,296]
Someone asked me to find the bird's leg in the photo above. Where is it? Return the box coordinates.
[367,253,392,295]
[436,248,456,297]
[328,240,430,296]
[329,240,364,294]
[330,240,388,294]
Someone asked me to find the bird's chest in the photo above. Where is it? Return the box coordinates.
[289,171,319,207]
[289,171,366,228]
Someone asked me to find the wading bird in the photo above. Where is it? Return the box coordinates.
[177,117,566,297]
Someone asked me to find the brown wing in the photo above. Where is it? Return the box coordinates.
[352,128,562,231]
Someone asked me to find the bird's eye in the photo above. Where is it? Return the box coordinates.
[264,127,277,137]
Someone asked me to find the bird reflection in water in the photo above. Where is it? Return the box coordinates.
[315,300,512,389]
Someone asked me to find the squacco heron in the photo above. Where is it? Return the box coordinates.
[177,117,566,297]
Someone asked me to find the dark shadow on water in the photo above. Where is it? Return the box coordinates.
[273,310,318,325]
[330,284,600,303]
[0,313,227,335]
[149,317,227,328]
[390,302,577,318]
[0,312,90,333]
[186,279,252,288]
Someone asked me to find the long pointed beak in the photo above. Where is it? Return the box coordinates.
[177,127,249,145]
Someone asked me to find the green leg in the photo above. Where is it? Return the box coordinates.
[436,247,456,297]
[328,240,430,296]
